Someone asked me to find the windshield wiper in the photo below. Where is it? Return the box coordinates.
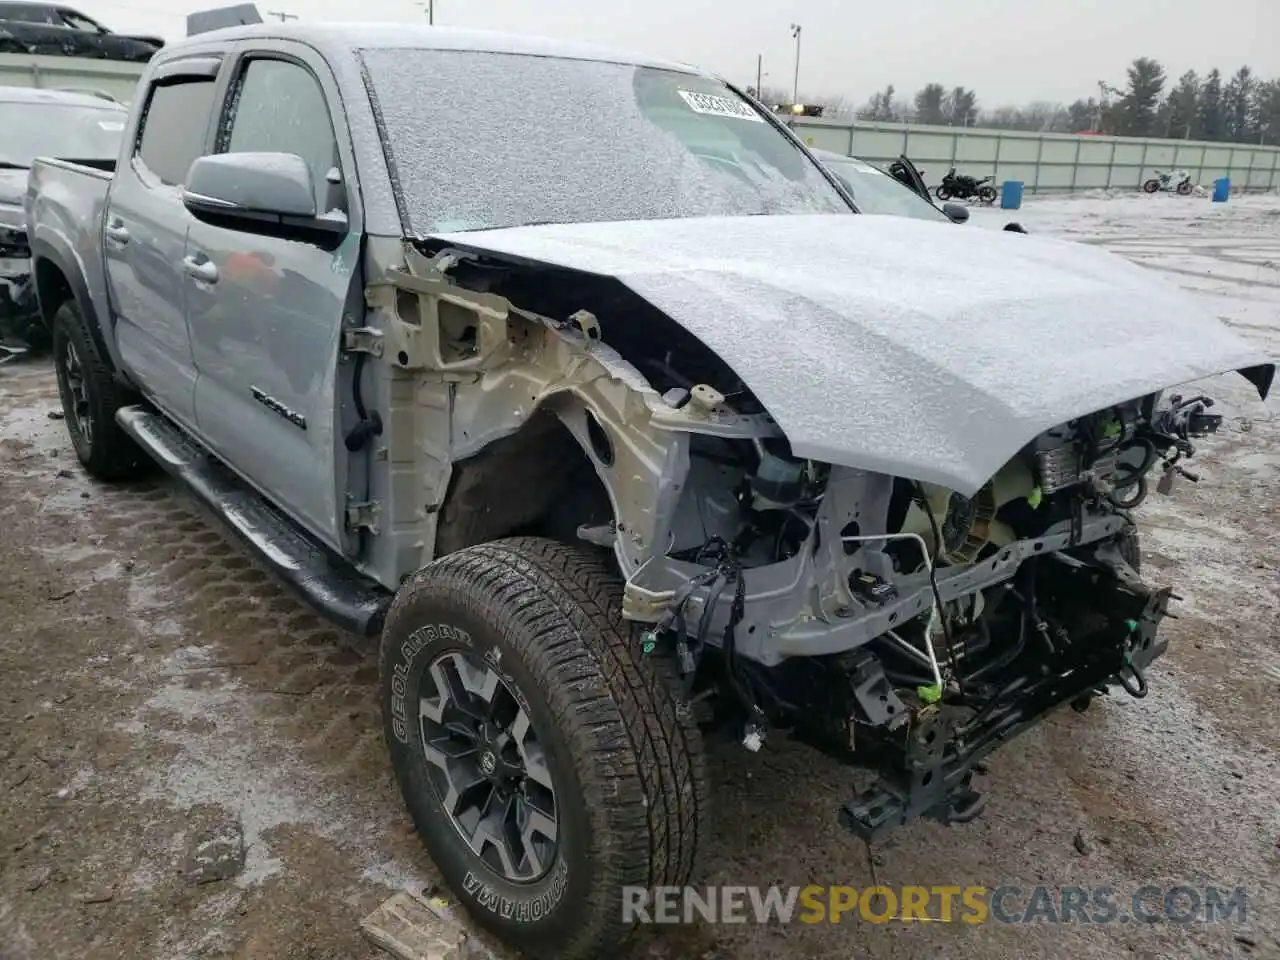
[0,161,30,170]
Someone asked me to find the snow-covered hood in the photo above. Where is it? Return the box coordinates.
[432,213,1275,496]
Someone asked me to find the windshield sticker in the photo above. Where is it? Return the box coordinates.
[676,90,765,123]
[98,121,125,131]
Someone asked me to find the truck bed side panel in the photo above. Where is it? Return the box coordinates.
[25,158,124,373]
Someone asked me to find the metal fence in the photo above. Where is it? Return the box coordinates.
[792,117,1280,194]
[0,54,144,104]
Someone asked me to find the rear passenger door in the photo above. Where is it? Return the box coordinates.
[184,43,363,551]
[104,56,220,430]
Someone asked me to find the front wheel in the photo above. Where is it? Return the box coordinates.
[380,538,707,960]
[1142,179,1160,194]
[1176,179,1193,196]
[935,184,953,201]
[978,185,998,204]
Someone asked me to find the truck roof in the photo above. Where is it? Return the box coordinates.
[0,84,126,108]
[170,21,703,76]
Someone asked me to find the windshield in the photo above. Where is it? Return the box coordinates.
[819,155,949,222]
[0,101,125,167]
[360,49,853,234]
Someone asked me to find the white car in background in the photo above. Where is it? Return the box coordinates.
[810,148,958,219]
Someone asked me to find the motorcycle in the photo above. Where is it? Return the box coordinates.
[935,168,998,204]
[1142,169,1194,195]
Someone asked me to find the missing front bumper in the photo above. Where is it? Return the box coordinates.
[838,569,1172,842]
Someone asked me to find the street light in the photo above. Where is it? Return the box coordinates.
[789,23,801,108]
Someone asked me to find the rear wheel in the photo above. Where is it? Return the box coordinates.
[1176,179,1193,196]
[978,185,998,204]
[1142,179,1160,194]
[51,299,149,482]
[380,537,707,960]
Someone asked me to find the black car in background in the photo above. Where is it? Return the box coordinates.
[0,1,162,61]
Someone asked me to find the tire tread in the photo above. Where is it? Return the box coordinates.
[381,537,707,960]
[51,300,148,482]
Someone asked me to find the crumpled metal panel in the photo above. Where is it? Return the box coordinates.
[432,213,1273,496]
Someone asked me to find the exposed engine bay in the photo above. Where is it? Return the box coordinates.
[398,233,1262,840]
[634,387,1223,837]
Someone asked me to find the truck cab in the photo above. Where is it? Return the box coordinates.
[94,42,360,551]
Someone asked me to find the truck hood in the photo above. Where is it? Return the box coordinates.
[431,213,1275,496]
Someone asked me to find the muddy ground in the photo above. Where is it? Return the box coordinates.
[2,194,1278,960]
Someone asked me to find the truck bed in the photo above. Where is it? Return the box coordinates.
[25,156,113,336]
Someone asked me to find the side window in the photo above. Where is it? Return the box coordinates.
[136,78,216,187]
[221,58,345,214]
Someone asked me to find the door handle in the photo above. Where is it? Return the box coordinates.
[182,255,219,284]
[104,222,130,244]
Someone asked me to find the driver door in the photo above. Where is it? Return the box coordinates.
[184,43,363,551]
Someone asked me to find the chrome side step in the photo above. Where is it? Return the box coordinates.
[116,405,391,636]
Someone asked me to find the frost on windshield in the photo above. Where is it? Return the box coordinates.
[357,48,850,235]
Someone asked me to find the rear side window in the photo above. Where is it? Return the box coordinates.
[135,78,216,186]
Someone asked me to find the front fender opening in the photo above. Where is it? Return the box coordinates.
[434,410,614,558]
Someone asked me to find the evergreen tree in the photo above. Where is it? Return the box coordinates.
[913,83,947,125]
[1197,68,1225,140]
[1164,70,1199,138]
[1119,57,1166,135]
[1224,66,1255,141]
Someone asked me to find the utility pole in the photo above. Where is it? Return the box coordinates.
[267,10,297,21]
[755,54,762,98]
[415,0,434,25]
[789,24,801,107]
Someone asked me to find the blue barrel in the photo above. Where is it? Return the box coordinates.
[1001,180,1024,210]
[1212,177,1230,202]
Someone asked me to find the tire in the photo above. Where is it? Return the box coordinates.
[380,537,707,960]
[1142,179,1160,194]
[1176,179,1193,196]
[51,299,149,482]
[978,185,998,204]
[935,185,953,201]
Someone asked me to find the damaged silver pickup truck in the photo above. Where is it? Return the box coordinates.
[25,22,1275,960]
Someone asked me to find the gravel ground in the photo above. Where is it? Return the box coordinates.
[1,193,1278,960]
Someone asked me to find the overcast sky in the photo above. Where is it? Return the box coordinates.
[77,0,1278,106]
